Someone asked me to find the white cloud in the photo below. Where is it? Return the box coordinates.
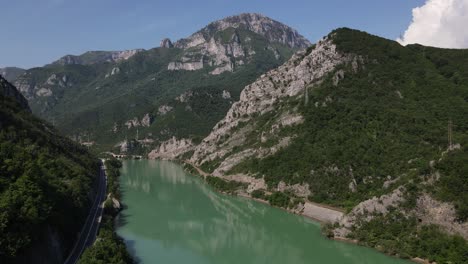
[397,0,468,48]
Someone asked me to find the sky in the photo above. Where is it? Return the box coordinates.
[2,0,464,69]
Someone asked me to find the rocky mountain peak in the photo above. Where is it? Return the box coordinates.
[160,38,173,48]
[168,13,311,75]
[210,13,311,48]
[176,13,311,49]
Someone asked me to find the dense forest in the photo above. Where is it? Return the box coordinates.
[0,76,100,263]
[212,29,468,262]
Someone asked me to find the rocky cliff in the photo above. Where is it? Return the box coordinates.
[14,72,75,100]
[0,75,30,111]
[50,49,144,66]
[191,36,357,174]
[148,137,194,160]
[168,13,311,75]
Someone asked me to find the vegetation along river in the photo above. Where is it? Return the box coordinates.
[116,159,411,264]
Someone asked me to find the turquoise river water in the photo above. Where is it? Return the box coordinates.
[116,159,411,264]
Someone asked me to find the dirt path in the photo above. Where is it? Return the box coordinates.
[184,160,210,178]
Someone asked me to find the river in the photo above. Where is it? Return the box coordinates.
[116,159,410,264]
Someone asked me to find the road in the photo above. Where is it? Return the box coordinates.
[64,160,107,264]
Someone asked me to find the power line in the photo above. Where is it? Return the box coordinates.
[448,120,453,150]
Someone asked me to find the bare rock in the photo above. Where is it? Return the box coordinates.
[160,38,173,48]
[415,194,468,239]
[191,37,356,168]
[148,137,194,160]
[141,113,153,127]
[158,105,173,115]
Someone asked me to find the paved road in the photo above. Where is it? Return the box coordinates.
[64,161,107,264]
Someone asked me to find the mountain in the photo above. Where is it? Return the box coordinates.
[189,28,468,263]
[49,49,144,66]
[0,75,99,263]
[0,67,25,82]
[1,75,30,111]
[169,13,311,75]
[13,13,310,153]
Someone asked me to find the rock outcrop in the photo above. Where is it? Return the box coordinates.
[148,137,194,160]
[168,13,311,75]
[51,49,144,66]
[0,75,30,111]
[191,36,356,169]
[415,194,468,239]
[14,72,73,100]
[158,105,173,115]
[160,38,173,48]
[125,113,153,128]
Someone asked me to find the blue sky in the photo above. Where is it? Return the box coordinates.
[1,0,425,68]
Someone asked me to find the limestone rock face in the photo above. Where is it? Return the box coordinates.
[0,75,30,111]
[415,194,468,239]
[141,113,153,127]
[51,49,144,66]
[158,105,173,115]
[175,13,311,50]
[160,38,173,48]
[14,72,72,99]
[175,90,193,103]
[125,113,153,128]
[148,137,194,160]
[168,60,204,71]
[222,90,231,99]
[105,67,120,78]
[168,13,311,75]
[125,117,140,129]
[191,37,356,169]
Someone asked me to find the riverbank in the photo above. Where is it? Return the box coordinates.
[181,161,440,264]
[182,161,344,223]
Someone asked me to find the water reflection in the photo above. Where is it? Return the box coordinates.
[117,160,409,264]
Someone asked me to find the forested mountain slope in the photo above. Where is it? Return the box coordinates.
[190,28,468,263]
[0,75,99,263]
[12,13,310,153]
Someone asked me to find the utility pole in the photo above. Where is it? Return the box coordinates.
[448,120,453,150]
[136,128,139,141]
[304,86,309,106]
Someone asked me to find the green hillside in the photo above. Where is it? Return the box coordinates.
[0,76,99,263]
[15,14,307,152]
[193,28,468,263]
